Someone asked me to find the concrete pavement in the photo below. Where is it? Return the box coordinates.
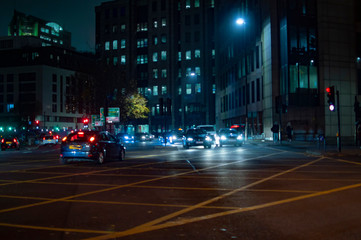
[248,138,361,158]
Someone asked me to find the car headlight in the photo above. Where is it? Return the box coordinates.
[187,137,194,141]
[124,136,129,139]
[237,134,243,140]
[205,136,212,141]
[221,135,227,140]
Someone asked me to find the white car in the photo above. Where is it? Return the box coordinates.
[42,135,58,145]
[196,125,216,136]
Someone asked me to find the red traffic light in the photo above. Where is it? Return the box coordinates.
[326,86,335,111]
[83,118,89,124]
[35,120,39,124]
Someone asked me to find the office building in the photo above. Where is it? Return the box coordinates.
[95,0,216,133]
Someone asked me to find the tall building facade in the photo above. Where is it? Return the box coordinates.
[95,0,216,133]
[215,0,361,144]
[8,10,72,49]
[0,10,95,133]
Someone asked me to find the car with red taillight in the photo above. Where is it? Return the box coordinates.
[60,131,125,164]
[41,135,58,145]
[1,137,20,151]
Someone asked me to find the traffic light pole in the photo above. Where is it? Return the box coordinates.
[337,90,341,152]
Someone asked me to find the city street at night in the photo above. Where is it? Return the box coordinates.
[0,141,360,240]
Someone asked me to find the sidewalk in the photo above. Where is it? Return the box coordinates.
[248,139,361,157]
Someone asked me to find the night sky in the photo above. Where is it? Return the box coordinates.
[0,0,107,52]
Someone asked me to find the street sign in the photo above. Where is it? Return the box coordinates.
[100,107,120,123]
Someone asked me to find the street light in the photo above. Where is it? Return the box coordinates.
[236,18,246,25]
[236,17,249,141]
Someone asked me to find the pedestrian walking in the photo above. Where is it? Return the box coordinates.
[286,122,293,142]
[271,122,279,143]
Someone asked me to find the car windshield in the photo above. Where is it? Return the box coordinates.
[199,127,215,131]
[65,132,97,142]
[187,129,206,135]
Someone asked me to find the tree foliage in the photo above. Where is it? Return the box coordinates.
[123,93,150,121]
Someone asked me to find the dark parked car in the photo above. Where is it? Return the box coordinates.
[1,137,20,151]
[60,131,125,164]
[182,128,213,149]
[218,128,244,147]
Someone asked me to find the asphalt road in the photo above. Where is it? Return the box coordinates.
[0,141,360,240]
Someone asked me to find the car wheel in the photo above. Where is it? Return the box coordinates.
[98,152,105,164]
[119,149,125,161]
[60,157,67,164]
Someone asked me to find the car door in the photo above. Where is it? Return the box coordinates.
[99,132,112,160]
[107,133,119,159]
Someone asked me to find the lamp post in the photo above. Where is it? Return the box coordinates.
[236,17,248,141]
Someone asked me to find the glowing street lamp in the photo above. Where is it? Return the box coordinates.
[236,18,246,25]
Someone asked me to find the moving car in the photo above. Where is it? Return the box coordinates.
[42,135,58,145]
[196,125,217,136]
[116,132,134,143]
[182,128,213,149]
[1,137,20,151]
[218,128,244,147]
[159,130,184,144]
[60,131,125,164]
[135,132,153,142]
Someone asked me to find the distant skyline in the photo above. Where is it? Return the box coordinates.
[0,0,107,52]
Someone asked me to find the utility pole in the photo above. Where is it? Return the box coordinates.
[336,90,341,152]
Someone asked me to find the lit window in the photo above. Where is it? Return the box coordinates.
[162,85,167,95]
[113,57,118,65]
[161,51,167,61]
[195,67,201,75]
[212,49,215,58]
[153,52,158,62]
[195,0,200,7]
[195,50,201,58]
[186,68,192,76]
[121,39,126,49]
[178,52,182,61]
[153,20,158,28]
[6,104,14,113]
[154,36,158,45]
[195,83,201,93]
[186,0,191,8]
[212,84,216,94]
[145,88,152,97]
[105,41,110,51]
[186,84,192,94]
[162,18,166,27]
[178,87,182,95]
[153,86,158,96]
[121,24,126,32]
[121,55,126,65]
[113,40,118,50]
[137,55,148,64]
[161,69,167,78]
[161,35,167,43]
[186,51,191,60]
[153,69,158,79]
